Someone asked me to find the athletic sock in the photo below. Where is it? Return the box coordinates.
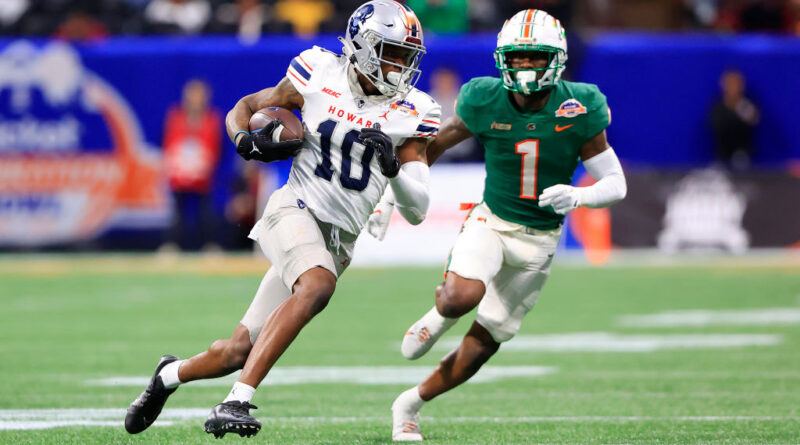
[396,386,426,413]
[223,381,256,404]
[158,360,184,389]
[423,306,458,334]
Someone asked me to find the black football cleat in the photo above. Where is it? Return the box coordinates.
[204,401,261,438]
[124,354,180,434]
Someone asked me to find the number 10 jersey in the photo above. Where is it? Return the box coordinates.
[284,46,441,235]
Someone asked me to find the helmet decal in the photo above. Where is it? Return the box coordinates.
[349,4,375,38]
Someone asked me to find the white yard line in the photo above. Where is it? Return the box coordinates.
[1,409,797,430]
[571,370,800,379]
[433,333,783,353]
[85,366,556,387]
[618,308,800,327]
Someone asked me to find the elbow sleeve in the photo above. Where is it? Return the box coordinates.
[580,147,627,208]
[388,161,430,225]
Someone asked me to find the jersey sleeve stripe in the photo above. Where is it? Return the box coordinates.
[421,119,440,125]
[289,59,311,81]
[415,125,437,132]
[287,69,308,87]
[297,55,313,72]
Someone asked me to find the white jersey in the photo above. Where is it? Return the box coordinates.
[285,46,441,235]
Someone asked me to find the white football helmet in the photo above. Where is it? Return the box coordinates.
[495,9,568,94]
[339,0,426,98]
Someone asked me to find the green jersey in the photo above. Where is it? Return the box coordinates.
[456,77,610,229]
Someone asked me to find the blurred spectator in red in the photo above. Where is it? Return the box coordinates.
[428,66,481,162]
[161,79,222,252]
[273,0,333,36]
[406,0,468,33]
[709,69,760,170]
[145,0,211,34]
[53,11,109,41]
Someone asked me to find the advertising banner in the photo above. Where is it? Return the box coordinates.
[603,168,800,251]
[0,41,168,246]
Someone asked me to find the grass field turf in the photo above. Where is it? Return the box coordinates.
[0,255,798,444]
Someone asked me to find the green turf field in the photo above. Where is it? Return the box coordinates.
[1,256,798,444]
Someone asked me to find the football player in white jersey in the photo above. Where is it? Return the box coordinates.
[124,0,441,439]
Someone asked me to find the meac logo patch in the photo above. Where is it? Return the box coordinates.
[555,98,587,118]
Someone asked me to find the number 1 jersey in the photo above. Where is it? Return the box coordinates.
[456,77,611,230]
[285,46,441,235]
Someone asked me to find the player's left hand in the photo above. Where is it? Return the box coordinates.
[538,184,582,215]
[366,199,394,241]
[359,124,400,178]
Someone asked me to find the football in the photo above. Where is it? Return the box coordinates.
[249,107,304,141]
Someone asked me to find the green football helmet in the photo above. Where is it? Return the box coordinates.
[494,9,568,94]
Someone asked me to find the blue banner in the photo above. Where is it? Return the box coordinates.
[1,33,797,247]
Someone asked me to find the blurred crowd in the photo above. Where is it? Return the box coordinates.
[1,0,799,40]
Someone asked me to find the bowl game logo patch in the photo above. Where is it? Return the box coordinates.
[390,99,419,116]
[555,98,587,118]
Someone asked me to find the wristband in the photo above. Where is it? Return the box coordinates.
[234,130,250,143]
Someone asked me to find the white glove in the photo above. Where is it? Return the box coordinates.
[538,184,583,215]
[366,200,394,240]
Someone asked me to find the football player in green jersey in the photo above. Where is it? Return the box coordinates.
[374,9,628,441]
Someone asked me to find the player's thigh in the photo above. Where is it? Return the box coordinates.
[446,210,504,289]
[476,231,559,343]
[250,187,338,290]
[240,266,292,345]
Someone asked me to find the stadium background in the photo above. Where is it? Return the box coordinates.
[1,0,799,255]
[1,1,799,444]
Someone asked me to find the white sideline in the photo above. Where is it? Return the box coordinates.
[433,332,783,353]
[85,366,556,387]
[618,308,800,327]
[2,409,798,430]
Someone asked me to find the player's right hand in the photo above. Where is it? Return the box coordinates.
[366,199,394,241]
[236,120,303,163]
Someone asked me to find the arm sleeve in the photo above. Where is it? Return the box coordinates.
[578,147,627,208]
[389,161,430,225]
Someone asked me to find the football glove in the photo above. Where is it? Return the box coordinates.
[538,184,582,215]
[236,120,303,163]
[359,124,399,178]
[366,199,394,241]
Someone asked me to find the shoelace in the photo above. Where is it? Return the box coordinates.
[222,401,259,412]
